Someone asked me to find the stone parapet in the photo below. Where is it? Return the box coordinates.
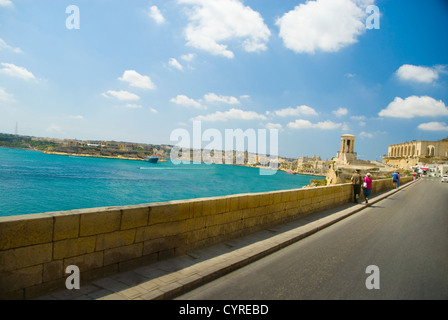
[0,176,412,299]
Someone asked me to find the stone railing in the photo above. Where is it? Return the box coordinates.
[0,176,413,299]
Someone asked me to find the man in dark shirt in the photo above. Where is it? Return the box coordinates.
[351,169,362,203]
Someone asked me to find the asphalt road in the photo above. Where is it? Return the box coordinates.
[177,178,448,300]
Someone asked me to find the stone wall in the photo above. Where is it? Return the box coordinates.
[0,176,412,299]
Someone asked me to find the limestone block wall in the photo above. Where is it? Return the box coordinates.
[0,177,411,299]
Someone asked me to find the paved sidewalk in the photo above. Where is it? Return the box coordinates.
[36,180,418,300]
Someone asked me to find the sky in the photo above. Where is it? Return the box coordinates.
[1,0,448,161]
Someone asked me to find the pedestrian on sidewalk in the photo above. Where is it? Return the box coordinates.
[392,171,400,189]
[351,169,362,203]
[362,173,373,204]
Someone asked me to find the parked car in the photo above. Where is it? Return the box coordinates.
[442,175,448,183]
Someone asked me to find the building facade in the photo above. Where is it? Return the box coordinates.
[383,140,448,169]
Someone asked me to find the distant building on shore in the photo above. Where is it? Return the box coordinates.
[383,139,448,170]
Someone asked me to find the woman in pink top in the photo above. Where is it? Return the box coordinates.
[362,173,373,204]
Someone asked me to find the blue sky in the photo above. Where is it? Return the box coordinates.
[1,0,447,161]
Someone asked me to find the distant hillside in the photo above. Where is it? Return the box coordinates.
[1,132,328,175]
[0,133,171,160]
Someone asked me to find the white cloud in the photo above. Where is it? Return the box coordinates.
[418,122,448,132]
[169,58,184,71]
[179,0,270,58]
[171,94,205,109]
[124,104,143,109]
[314,120,342,130]
[0,38,22,53]
[0,87,14,102]
[193,108,267,122]
[287,119,313,129]
[0,63,35,80]
[396,64,439,84]
[148,5,165,24]
[333,107,348,117]
[276,0,373,54]
[204,93,240,105]
[274,105,318,117]
[102,90,140,101]
[288,119,341,130]
[360,131,373,138]
[118,70,156,90]
[0,0,13,7]
[149,107,158,114]
[265,123,283,130]
[181,53,196,62]
[379,96,448,119]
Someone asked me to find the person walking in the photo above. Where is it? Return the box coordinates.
[351,169,362,203]
[392,170,400,189]
[363,173,373,204]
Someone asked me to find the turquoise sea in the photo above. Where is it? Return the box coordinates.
[0,147,324,217]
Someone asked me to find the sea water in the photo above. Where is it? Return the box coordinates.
[0,147,324,217]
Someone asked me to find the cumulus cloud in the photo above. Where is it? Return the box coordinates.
[102,90,140,101]
[169,58,184,71]
[274,105,318,117]
[0,87,14,102]
[0,0,13,7]
[379,96,448,118]
[417,122,448,132]
[119,70,156,90]
[148,5,165,24]
[193,108,267,122]
[181,53,196,62]
[359,131,373,138]
[396,64,439,84]
[179,0,270,58]
[0,63,35,80]
[0,38,22,53]
[171,94,205,109]
[265,123,283,130]
[124,104,143,109]
[287,119,341,130]
[204,93,240,105]
[333,107,349,117]
[276,0,374,54]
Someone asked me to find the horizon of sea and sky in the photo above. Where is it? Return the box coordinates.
[0,147,324,217]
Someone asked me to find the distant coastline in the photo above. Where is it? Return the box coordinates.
[0,132,327,178]
[42,150,144,161]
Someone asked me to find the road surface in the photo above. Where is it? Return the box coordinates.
[177,178,448,300]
